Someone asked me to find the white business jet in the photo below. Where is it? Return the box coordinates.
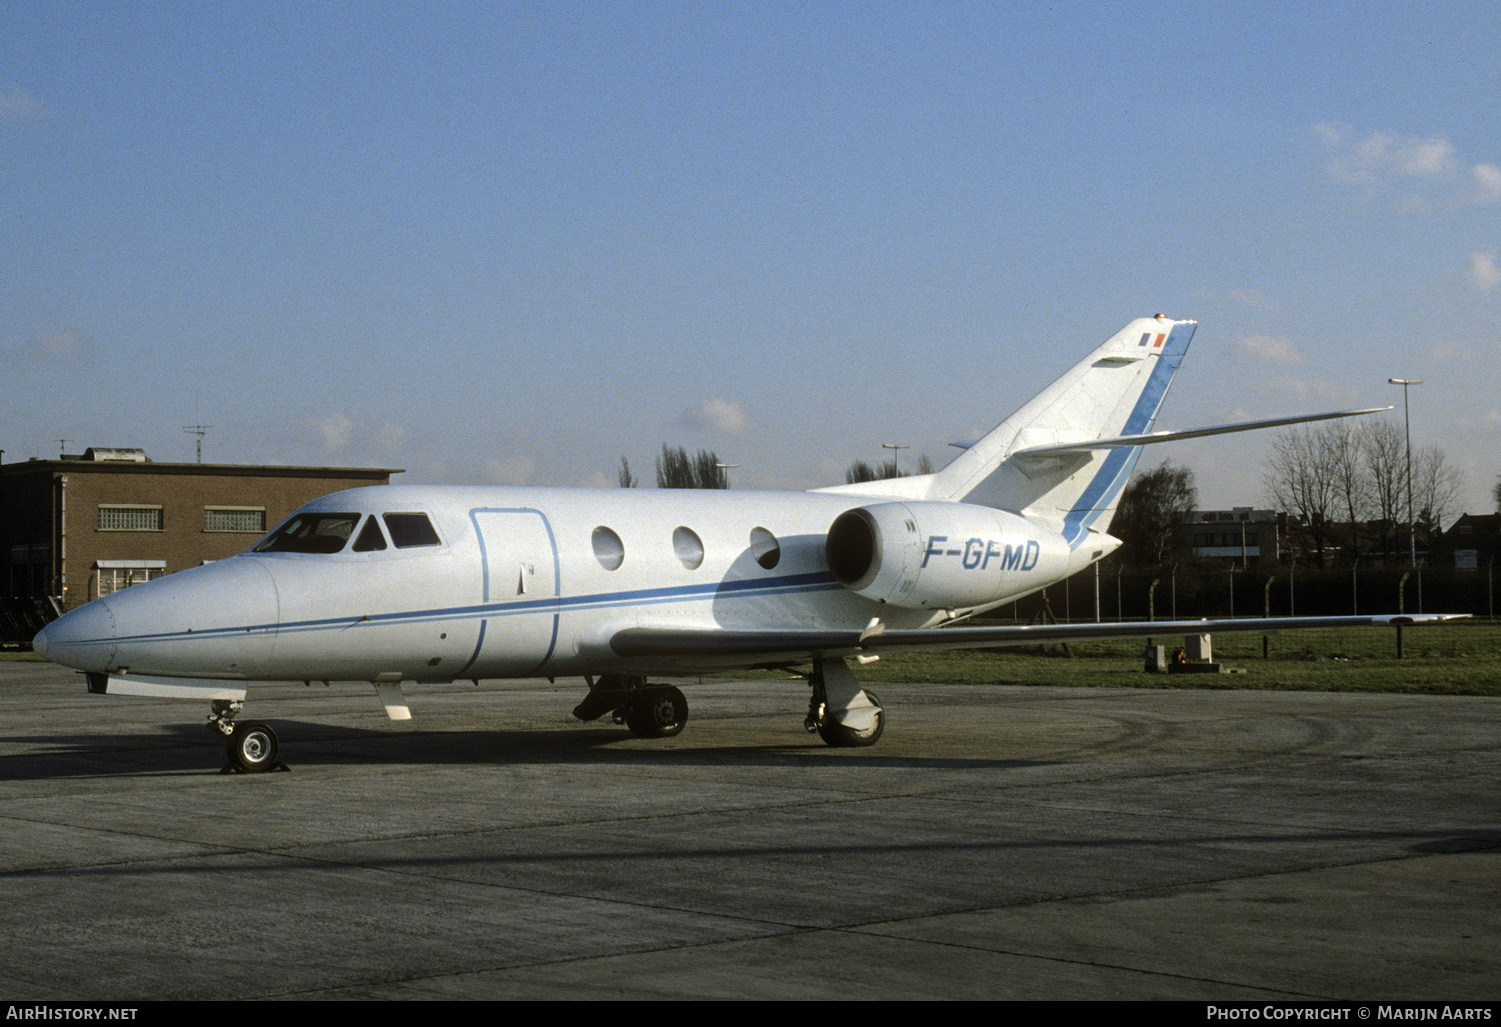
[33,317,1458,772]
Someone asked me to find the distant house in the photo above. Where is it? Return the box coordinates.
[1178,507,1280,568]
[2,447,400,619]
[1435,513,1501,570]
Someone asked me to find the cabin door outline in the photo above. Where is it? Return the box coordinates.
[466,507,560,677]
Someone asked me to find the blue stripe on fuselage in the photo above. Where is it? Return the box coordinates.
[89,570,843,649]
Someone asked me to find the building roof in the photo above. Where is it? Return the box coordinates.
[1,457,402,480]
[1443,513,1501,536]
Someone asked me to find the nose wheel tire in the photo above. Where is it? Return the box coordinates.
[226,721,282,773]
[624,686,688,738]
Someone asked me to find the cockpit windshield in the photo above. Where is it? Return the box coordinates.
[253,513,361,554]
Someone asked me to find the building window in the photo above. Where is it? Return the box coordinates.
[95,561,166,596]
[98,506,163,531]
[204,507,267,533]
[9,543,49,598]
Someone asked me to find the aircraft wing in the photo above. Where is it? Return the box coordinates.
[610,613,1468,668]
[1007,408,1391,462]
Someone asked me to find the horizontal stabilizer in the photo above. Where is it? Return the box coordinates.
[1009,407,1392,463]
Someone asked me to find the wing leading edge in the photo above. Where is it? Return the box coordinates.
[1006,407,1392,465]
[610,615,1468,669]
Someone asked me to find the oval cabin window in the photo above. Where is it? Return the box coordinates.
[592,526,625,570]
[673,526,704,570]
[750,527,780,570]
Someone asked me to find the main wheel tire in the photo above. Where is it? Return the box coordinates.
[227,720,279,773]
[624,686,688,738]
[817,689,884,748]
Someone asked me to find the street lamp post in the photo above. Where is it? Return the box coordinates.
[1387,378,1423,568]
[882,443,909,476]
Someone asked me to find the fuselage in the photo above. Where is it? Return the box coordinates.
[36,483,1092,682]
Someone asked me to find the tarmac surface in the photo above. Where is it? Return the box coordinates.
[1,659,1498,1001]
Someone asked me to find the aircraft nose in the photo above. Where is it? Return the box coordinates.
[33,598,117,672]
[100,558,281,678]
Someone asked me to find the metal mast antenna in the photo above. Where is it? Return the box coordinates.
[183,423,212,463]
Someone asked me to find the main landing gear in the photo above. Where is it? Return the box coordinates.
[574,659,884,748]
[573,674,688,738]
[805,658,884,747]
[209,699,288,774]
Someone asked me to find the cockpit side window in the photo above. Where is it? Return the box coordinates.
[351,516,389,552]
[383,513,441,548]
[253,513,360,554]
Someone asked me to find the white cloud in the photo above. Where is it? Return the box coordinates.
[41,330,79,357]
[1427,341,1479,363]
[679,397,748,435]
[1473,164,1501,203]
[1232,333,1305,365]
[1322,126,1456,183]
[1467,249,1500,293]
[1228,289,1280,313]
[375,421,407,452]
[1266,377,1365,406]
[1361,132,1455,178]
[0,88,41,121]
[482,454,536,486]
[310,413,353,454]
[1312,121,1348,148]
[1316,122,1499,207]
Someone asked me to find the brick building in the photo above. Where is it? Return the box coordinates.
[1435,513,1501,570]
[2,447,399,615]
[1178,507,1280,568]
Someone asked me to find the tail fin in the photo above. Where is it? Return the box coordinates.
[929,316,1196,545]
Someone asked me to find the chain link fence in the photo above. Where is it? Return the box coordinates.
[996,564,1497,623]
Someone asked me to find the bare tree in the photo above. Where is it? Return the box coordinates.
[656,445,728,489]
[1494,472,1501,513]
[845,453,933,484]
[1360,419,1407,560]
[692,449,729,489]
[1264,426,1340,568]
[1267,418,1466,565]
[846,459,902,483]
[1112,461,1196,566]
[1412,446,1464,537]
[618,456,637,488]
[1325,420,1370,562]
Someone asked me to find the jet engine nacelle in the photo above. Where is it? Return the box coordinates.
[825,501,1067,610]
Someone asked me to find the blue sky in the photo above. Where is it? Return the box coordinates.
[5,2,1498,515]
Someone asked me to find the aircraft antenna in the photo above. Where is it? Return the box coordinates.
[182,423,212,464]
